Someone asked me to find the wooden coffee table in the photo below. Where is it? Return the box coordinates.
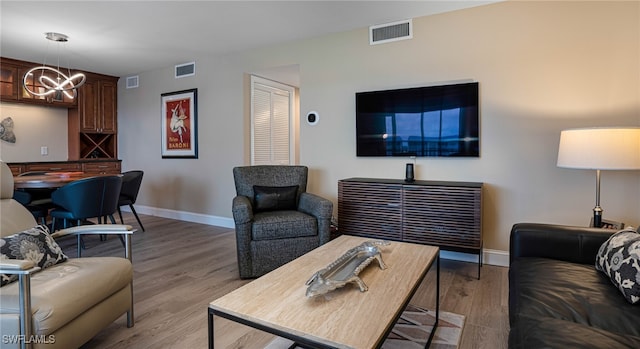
[208,235,440,349]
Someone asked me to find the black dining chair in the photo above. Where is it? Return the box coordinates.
[17,171,55,201]
[117,170,145,232]
[50,176,123,249]
[12,189,48,225]
[15,171,56,223]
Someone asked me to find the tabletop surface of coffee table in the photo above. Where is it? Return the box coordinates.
[209,235,439,349]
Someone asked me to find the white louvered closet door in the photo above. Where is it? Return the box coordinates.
[251,76,295,165]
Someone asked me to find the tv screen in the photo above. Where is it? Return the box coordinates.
[356,82,479,157]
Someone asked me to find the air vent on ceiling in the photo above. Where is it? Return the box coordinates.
[369,19,413,45]
[125,75,139,89]
[175,62,195,78]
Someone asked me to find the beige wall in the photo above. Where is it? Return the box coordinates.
[117,1,639,252]
[0,104,68,162]
[5,1,639,254]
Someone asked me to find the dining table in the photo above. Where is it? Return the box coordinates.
[13,172,115,189]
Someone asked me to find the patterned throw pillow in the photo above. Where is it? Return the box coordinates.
[1,225,68,287]
[595,227,640,304]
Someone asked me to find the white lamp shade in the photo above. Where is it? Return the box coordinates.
[557,127,640,170]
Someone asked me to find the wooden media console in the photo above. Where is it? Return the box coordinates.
[338,177,483,278]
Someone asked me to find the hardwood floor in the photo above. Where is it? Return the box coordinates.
[59,213,508,349]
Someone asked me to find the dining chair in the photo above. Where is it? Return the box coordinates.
[117,170,145,231]
[15,171,56,223]
[17,171,54,202]
[50,176,123,250]
[12,189,48,225]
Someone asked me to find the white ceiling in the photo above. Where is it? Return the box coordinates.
[0,1,496,77]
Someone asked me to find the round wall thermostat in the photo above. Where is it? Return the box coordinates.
[306,111,319,125]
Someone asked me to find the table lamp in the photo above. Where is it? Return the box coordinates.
[557,127,640,228]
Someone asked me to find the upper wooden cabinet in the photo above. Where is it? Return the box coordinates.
[0,62,19,100]
[0,57,77,107]
[78,76,117,133]
[1,57,120,161]
[19,66,77,106]
[68,73,119,160]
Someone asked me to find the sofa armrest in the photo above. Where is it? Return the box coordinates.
[0,260,37,274]
[50,224,134,238]
[51,224,135,261]
[509,223,614,265]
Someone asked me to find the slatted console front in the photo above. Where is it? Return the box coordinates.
[338,177,483,278]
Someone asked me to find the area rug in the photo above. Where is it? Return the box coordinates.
[265,304,465,349]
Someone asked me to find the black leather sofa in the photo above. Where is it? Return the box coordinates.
[509,223,640,349]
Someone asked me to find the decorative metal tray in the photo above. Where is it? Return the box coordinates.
[305,240,390,298]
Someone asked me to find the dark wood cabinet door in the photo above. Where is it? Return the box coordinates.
[100,79,117,133]
[0,63,18,100]
[74,75,118,159]
[82,160,121,174]
[79,79,99,132]
[79,78,116,133]
[25,162,82,172]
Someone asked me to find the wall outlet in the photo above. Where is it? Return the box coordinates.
[41,146,48,156]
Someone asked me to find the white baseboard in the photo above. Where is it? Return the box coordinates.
[122,205,509,267]
[120,204,235,229]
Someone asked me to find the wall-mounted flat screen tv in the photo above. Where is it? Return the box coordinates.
[356,82,479,157]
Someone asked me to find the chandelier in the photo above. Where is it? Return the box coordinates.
[22,32,86,99]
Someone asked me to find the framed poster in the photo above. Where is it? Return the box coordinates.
[161,88,198,158]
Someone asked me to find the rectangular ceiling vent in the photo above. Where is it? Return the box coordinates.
[125,75,139,89]
[370,19,412,45]
[175,62,195,78]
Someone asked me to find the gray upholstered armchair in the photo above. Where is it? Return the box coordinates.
[232,165,333,278]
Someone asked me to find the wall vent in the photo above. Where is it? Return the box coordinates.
[125,75,139,89]
[175,62,195,78]
[369,19,412,45]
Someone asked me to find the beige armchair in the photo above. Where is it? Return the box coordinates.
[0,162,135,349]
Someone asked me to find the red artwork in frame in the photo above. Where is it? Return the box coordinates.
[161,89,198,158]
